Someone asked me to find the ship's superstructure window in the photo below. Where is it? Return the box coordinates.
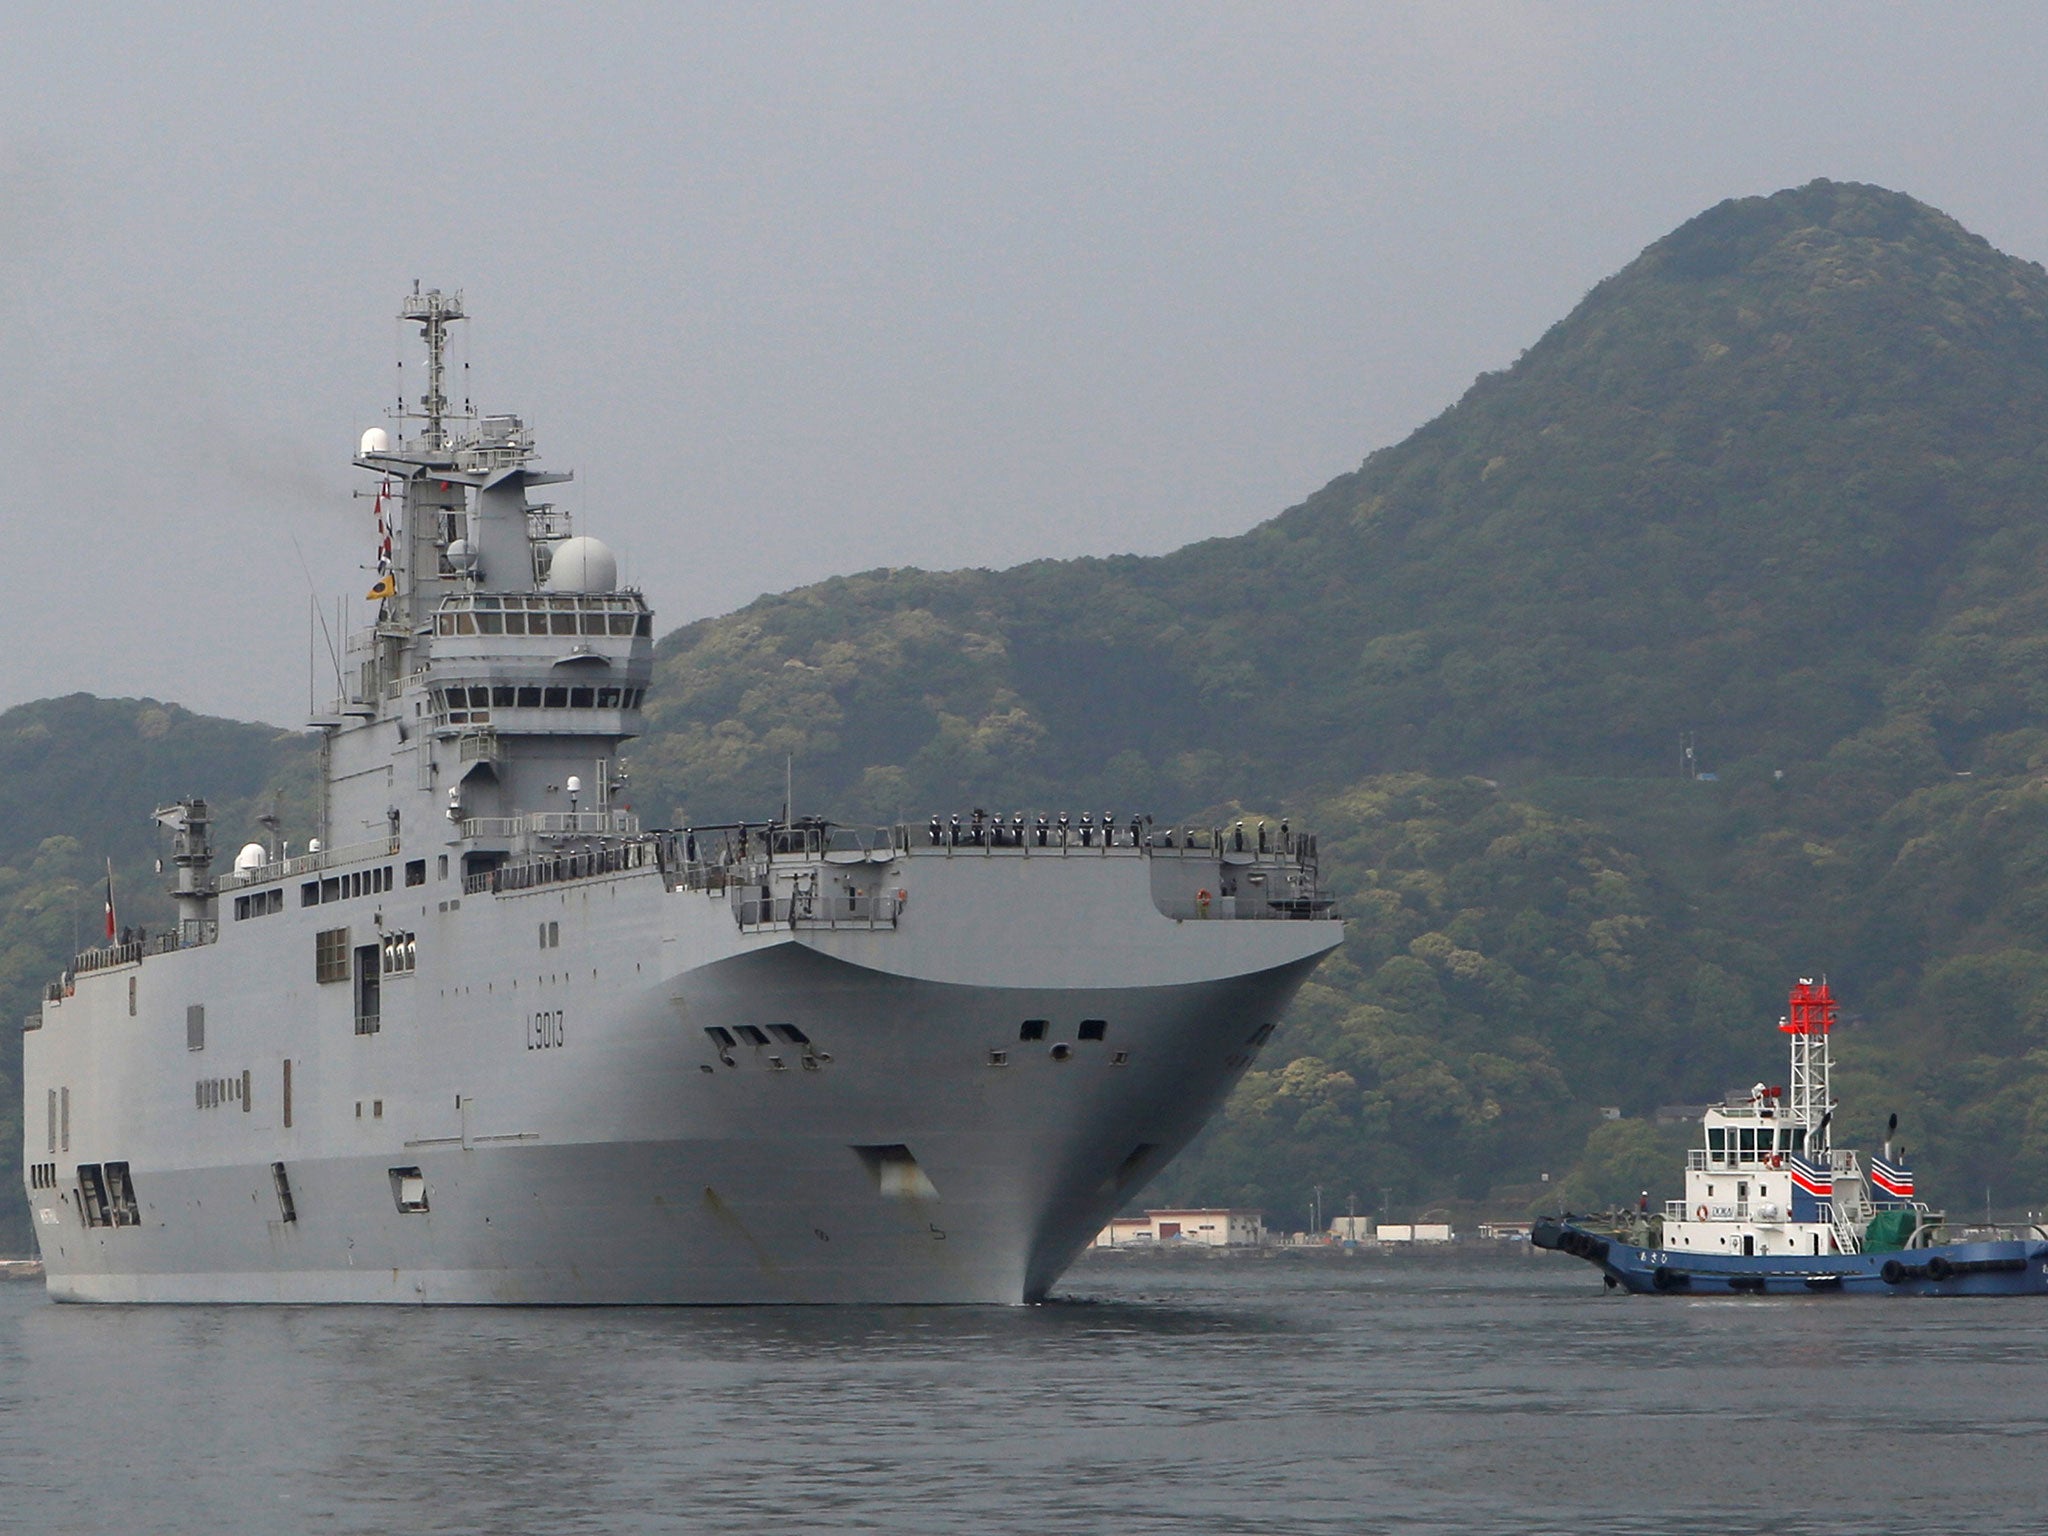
[1079,1019,1108,1041]
[381,932,417,975]
[427,681,646,720]
[46,1089,56,1155]
[539,921,559,949]
[235,889,285,920]
[434,593,652,639]
[1019,1019,1048,1042]
[128,976,137,1016]
[736,1025,770,1047]
[768,1024,810,1045]
[186,1004,205,1052]
[302,867,393,907]
[406,860,426,887]
[59,1087,68,1153]
[315,929,350,984]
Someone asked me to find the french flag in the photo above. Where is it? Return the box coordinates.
[1869,1155,1915,1200]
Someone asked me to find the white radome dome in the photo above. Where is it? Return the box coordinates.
[545,535,618,593]
[446,538,479,574]
[359,426,392,455]
[234,842,267,873]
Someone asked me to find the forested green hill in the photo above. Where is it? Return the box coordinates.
[629,180,2048,1225]
[10,180,2048,1248]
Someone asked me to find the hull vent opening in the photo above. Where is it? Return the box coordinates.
[853,1144,940,1201]
[388,1166,430,1213]
[104,1162,141,1226]
[272,1161,298,1223]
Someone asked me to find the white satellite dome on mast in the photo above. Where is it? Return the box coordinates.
[360,426,392,455]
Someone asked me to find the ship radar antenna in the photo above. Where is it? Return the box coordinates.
[400,283,467,450]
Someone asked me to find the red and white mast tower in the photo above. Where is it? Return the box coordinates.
[1781,978,1837,1144]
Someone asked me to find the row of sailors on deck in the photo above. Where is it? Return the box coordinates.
[931,811,1139,848]
[925,811,1299,855]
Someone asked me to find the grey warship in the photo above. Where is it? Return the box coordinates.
[22,290,1342,1304]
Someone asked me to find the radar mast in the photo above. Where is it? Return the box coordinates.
[400,283,466,450]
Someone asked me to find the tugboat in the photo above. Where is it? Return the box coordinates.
[1535,979,2048,1295]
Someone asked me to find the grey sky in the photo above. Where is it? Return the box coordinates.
[4,4,2045,727]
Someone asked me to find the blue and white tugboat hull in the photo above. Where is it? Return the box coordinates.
[1534,1219,2048,1297]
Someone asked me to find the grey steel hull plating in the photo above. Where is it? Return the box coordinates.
[27,849,1338,1304]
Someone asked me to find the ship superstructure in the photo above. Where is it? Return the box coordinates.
[20,291,1343,1304]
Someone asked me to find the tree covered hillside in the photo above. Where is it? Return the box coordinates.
[626,180,2048,1225]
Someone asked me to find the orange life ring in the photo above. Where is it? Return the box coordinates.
[1695,1204,1709,1221]
[896,888,908,909]
[1768,1153,1783,1168]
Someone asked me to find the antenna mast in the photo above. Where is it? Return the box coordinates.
[1781,977,1836,1139]
[400,283,466,449]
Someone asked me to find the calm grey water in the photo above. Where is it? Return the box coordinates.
[1,1249,2042,1535]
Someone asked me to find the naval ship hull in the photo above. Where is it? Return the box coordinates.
[27,843,1338,1304]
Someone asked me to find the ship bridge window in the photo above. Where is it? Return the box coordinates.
[492,686,514,708]
[1708,1127,1725,1160]
[736,1025,770,1047]
[570,686,594,708]
[597,686,621,708]
[477,612,503,634]
[768,1023,810,1045]
[1738,1128,1756,1159]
